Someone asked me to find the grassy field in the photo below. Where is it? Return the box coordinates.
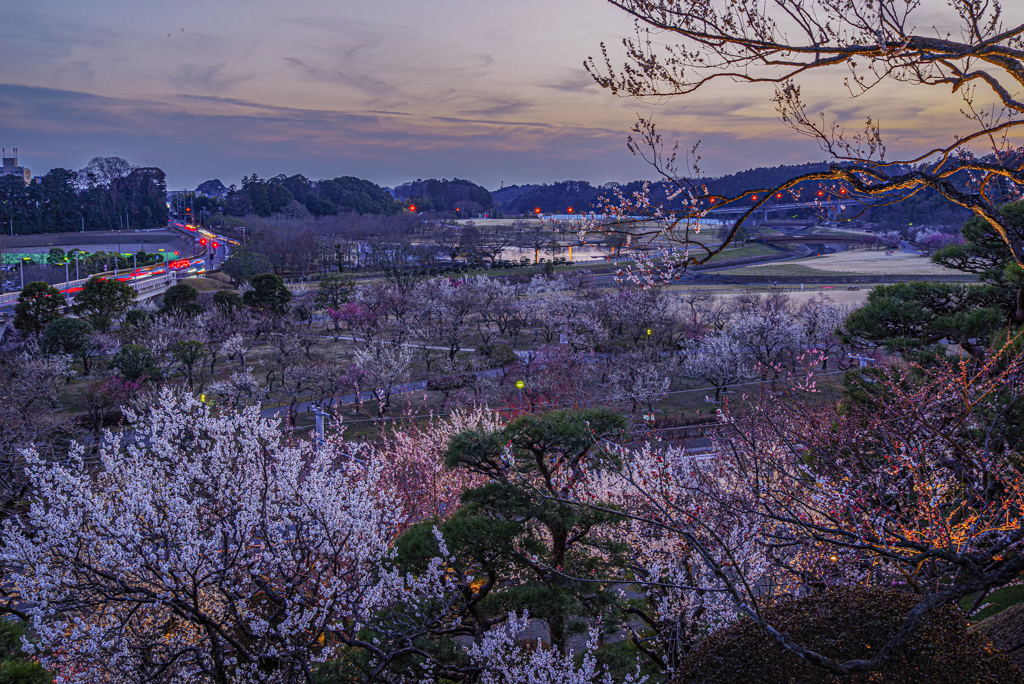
[706,242,786,260]
[181,276,234,292]
[725,263,858,277]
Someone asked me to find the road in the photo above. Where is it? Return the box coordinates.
[0,222,233,312]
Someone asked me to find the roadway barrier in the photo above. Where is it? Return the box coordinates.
[0,271,179,307]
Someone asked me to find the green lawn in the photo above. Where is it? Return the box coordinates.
[725,263,859,277]
[961,585,1024,621]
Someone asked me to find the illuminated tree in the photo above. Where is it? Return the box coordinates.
[574,338,1024,677]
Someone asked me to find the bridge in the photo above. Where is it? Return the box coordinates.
[708,199,864,221]
[0,221,231,312]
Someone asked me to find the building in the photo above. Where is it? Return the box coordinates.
[0,149,31,184]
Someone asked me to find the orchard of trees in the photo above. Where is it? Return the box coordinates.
[1,255,1023,681]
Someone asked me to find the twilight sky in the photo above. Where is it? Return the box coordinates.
[0,0,1003,191]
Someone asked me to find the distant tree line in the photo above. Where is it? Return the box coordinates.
[492,168,972,228]
[392,177,494,215]
[493,180,604,215]
[0,157,168,234]
[220,174,398,217]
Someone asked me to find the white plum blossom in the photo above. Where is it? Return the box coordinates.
[466,612,647,684]
[3,389,448,684]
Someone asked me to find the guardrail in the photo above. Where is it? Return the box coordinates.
[0,271,179,307]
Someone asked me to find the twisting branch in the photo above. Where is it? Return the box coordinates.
[581,0,1024,282]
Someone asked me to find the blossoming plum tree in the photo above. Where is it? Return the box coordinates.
[3,390,448,684]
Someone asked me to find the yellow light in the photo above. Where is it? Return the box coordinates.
[515,380,525,389]
[200,394,206,403]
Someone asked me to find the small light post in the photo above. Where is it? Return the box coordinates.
[313,404,328,452]
[515,380,525,412]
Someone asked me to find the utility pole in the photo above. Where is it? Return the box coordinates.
[64,260,70,306]
[81,217,85,233]
[9,218,12,236]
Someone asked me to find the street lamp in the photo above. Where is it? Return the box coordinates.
[515,380,525,411]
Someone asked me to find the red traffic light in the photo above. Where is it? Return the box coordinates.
[200,238,207,245]
[212,241,219,248]
[409,204,416,212]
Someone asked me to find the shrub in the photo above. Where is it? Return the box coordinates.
[674,586,1018,684]
[0,621,51,683]
[476,344,518,368]
[109,344,159,382]
[161,283,199,311]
